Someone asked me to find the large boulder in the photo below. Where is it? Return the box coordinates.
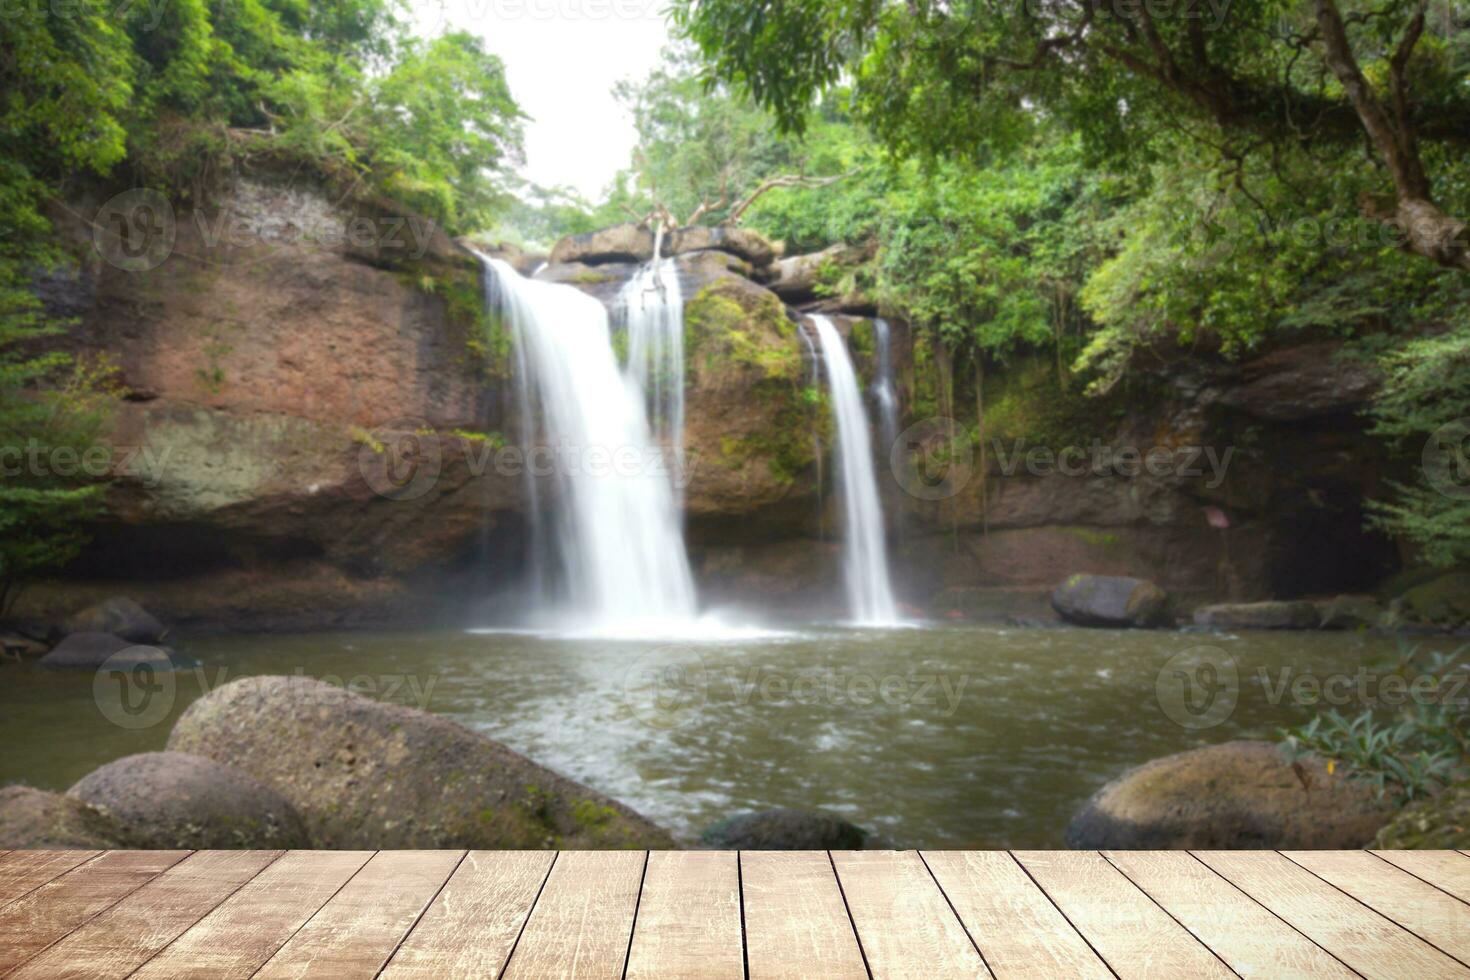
[701,808,869,850]
[38,632,185,671]
[0,785,140,849]
[1373,780,1470,848]
[167,675,673,849]
[548,222,656,265]
[1193,600,1320,630]
[1316,594,1384,631]
[69,751,309,849]
[1067,740,1394,849]
[1050,574,1170,628]
[764,244,853,304]
[668,225,777,268]
[64,597,166,643]
[1393,572,1470,631]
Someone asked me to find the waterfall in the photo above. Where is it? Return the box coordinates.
[810,315,900,625]
[478,255,698,633]
[872,318,900,455]
[618,257,685,461]
[797,325,825,539]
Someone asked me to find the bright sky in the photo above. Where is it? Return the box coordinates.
[412,0,672,199]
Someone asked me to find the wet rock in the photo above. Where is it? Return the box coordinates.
[1212,343,1381,421]
[1193,600,1321,630]
[1373,780,1470,848]
[1394,572,1470,631]
[1050,574,1170,628]
[0,631,49,659]
[0,785,140,849]
[701,808,869,850]
[668,225,777,268]
[1316,594,1384,631]
[38,632,185,671]
[167,675,673,849]
[765,244,859,304]
[1067,740,1394,849]
[70,751,310,849]
[64,597,167,643]
[548,222,655,265]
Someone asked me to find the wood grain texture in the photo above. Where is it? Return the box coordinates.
[0,849,190,974]
[131,850,372,979]
[1373,850,1470,904]
[501,850,647,980]
[1196,849,1470,979]
[624,850,742,980]
[380,850,556,979]
[923,850,1111,979]
[831,850,990,979]
[0,850,100,909]
[1284,850,1470,967]
[1104,850,1353,979]
[1013,850,1233,979]
[741,852,868,980]
[9,850,283,980]
[254,850,465,980]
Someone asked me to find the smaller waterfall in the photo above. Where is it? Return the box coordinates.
[811,315,900,625]
[618,258,685,457]
[797,325,825,539]
[872,318,900,455]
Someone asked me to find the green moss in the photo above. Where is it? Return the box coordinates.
[571,799,617,829]
[982,356,1124,449]
[1066,527,1121,548]
[570,269,615,284]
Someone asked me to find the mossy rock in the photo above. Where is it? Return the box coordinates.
[167,675,673,849]
[1373,781,1470,848]
[1396,572,1470,630]
[701,808,869,850]
[0,785,142,849]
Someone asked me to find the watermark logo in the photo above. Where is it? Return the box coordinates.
[1423,418,1470,500]
[622,649,708,730]
[1156,645,1239,730]
[357,417,443,501]
[890,417,974,500]
[93,189,175,272]
[92,648,177,730]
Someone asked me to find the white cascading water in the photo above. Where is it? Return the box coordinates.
[872,318,900,454]
[618,257,685,462]
[479,255,698,633]
[810,315,900,625]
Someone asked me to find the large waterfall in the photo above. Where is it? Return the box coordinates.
[480,255,698,634]
[810,315,900,625]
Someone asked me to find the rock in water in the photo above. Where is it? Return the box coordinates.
[1373,780,1470,848]
[701,808,869,850]
[1192,601,1320,630]
[1316,594,1384,631]
[38,632,186,671]
[65,597,167,643]
[167,675,673,849]
[0,786,140,849]
[70,751,309,849]
[1066,740,1393,849]
[1050,574,1170,628]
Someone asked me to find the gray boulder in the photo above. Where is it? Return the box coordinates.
[1050,574,1170,628]
[701,808,869,850]
[668,225,777,268]
[64,597,167,643]
[548,223,655,265]
[70,751,310,849]
[1066,740,1394,849]
[38,632,184,671]
[1193,600,1320,630]
[1317,594,1384,631]
[167,675,673,849]
[0,785,140,849]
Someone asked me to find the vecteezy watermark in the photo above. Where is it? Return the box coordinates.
[0,439,174,488]
[621,651,973,730]
[93,647,179,730]
[1156,646,1240,730]
[890,417,974,501]
[356,417,699,501]
[1423,417,1470,500]
[93,189,176,273]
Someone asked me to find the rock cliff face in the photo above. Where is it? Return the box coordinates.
[26,185,1407,628]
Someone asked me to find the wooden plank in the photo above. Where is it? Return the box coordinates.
[0,849,190,974]
[500,850,646,980]
[1104,850,1353,978]
[1013,850,1233,979]
[923,851,1111,979]
[0,850,100,909]
[625,851,742,980]
[1196,849,1469,979]
[1373,850,1470,904]
[1285,850,1470,967]
[253,850,464,980]
[741,852,868,980]
[8,850,283,980]
[831,850,989,979]
[380,850,556,979]
[131,850,372,979]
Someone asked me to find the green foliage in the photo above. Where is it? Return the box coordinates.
[1280,643,1470,805]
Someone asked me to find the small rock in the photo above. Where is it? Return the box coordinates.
[38,632,185,671]
[701,808,869,850]
[1193,600,1320,630]
[1050,574,1170,628]
[1373,780,1470,849]
[667,226,777,268]
[1066,740,1394,849]
[70,751,310,849]
[0,630,49,659]
[548,223,655,265]
[0,785,140,849]
[1316,594,1383,631]
[65,597,167,644]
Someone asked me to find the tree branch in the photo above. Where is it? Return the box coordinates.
[724,170,856,225]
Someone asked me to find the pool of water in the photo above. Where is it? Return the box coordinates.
[0,623,1403,847]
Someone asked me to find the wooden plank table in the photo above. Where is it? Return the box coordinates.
[1,849,1466,978]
